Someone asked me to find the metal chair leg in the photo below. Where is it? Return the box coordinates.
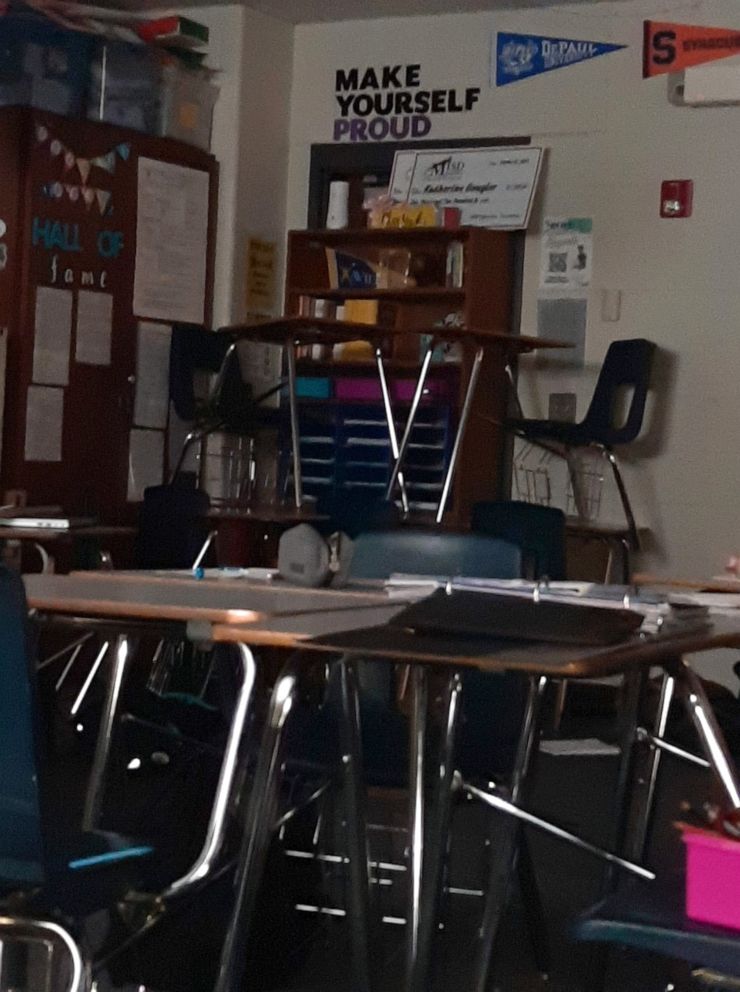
[386,341,435,500]
[436,345,484,523]
[675,659,740,812]
[516,830,551,979]
[405,665,429,990]
[82,636,132,831]
[412,671,463,992]
[629,672,676,862]
[375,346,409,515]
[469,675,547,992]
[214,661,299,992]
[338,657,372,992]
[0,917,89,992]
[164,644,257,900]
[603,446,639,551]
[286,339,303,508]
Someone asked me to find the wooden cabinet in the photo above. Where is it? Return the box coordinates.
[283,227,515,527]
[0,107,218,521]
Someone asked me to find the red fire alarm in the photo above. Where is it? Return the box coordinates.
[660,180,693,218]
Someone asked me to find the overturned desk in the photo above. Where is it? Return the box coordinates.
[220,315,569,525]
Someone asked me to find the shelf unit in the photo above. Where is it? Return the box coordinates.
[283,227,515,527]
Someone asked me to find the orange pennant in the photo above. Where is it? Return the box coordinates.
[644,20,740,78]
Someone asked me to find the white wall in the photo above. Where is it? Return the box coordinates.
[191,4,294,327]
[286,0,740,585]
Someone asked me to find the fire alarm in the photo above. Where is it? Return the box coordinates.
[660,180,693,218]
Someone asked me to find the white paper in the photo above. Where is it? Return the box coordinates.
[134,157,210,324]
[75,290,113,365]
[237,339,283,410]
[390,146,543,229]
[127,428,164,501]
[33,286,72,384]
[388,151,419,201]
[134,322,172,429]
[539,217,593,290]
[25,385,64,462]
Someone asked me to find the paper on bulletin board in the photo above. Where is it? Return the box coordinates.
[75,290,113,365]
[127,428,164,501]
[539,217,593,290]
[33,286,72,385]
[389,146,543,229]
[133,157,210,325]
[246,238,277,314]
[134,322,172,429]
[25,385,64,462]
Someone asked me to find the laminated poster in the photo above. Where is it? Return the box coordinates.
[134,157,209,324]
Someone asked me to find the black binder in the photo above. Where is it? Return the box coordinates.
[386,588,643,646]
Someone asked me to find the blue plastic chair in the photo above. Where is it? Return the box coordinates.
[0,565,154,987]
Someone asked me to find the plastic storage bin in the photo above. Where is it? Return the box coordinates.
[159,61,218,152]
[0,17,92,116]
[683,827,740,931]
[87,41,162,134]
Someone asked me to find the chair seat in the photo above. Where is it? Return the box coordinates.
[1,831,154,918]
[507,417,603,448]
[574,877,740,978]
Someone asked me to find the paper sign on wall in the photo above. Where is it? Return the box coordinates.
[25,385,64,462]
[127,428,164,501]
[33,286,72,385]
[389,146,543,229]
[134,322,172,429]
[643,20,740,78]
[134,157,209,325]
[494,32,626,86]
[75,290,113,366]
[539,218,593,290]
[246,238,277,314]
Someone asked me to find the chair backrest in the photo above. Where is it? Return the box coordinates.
[0,566,45,888]
[316,492,400,540]
[581,338,656,445]
[471,501,566,580]
[136,478,211,570]
[348,529,522,581]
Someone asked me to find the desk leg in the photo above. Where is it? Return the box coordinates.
[338,657,372,992]
[286,340,303,508]
[405,665,428,990]
[470,674,546,992]
[629,671,675,863]
[676,658,740,811]
[82,635,133,832]
[386,342,434,501]
[375,346,409,515]
[436,345,484,524]
[411,671,462,992]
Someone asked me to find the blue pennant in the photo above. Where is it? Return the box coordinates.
[495,31,626,86]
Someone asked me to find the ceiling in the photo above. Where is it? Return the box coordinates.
[104,0,601,24]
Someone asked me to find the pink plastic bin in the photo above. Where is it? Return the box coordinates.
[683,826,740,931]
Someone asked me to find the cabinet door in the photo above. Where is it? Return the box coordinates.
[3,110,217,520]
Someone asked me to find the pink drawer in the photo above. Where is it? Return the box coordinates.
[392,378,450,402]
[335,378,382,401]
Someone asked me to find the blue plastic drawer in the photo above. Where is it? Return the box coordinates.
[296,377,331,399]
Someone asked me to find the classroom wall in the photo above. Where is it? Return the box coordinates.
[286,0,740,584]
[191,4,294,327]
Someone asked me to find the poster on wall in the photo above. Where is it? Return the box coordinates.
[493,32,625,86]
[133,158,209,325]
[643,20,740,78]
[539,217,592,290]
[332,63,481,143]
[389,146,543,229]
